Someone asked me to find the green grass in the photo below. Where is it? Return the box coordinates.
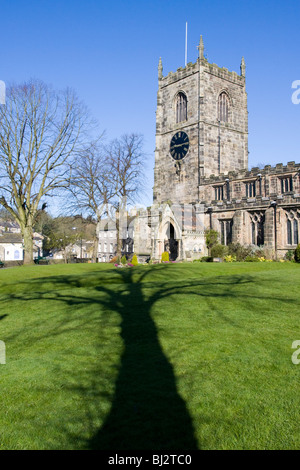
[0,262,299,449]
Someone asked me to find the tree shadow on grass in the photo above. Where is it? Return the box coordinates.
[1,264,296,449]
[89,267,199,450]
[2,265,201,449]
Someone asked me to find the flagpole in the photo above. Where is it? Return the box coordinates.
[185,22,188,66]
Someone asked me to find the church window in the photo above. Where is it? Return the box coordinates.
[287,219,292,245]
[286,211,299,245]
[214,185,224,201]
[250,212,265,246]
[218,92,229,122]
[280,176,293,193]
[220,220,233,245]
[294,219,299,245]
[251,222,256,245]
[257,219,264,246]
[176,92,187,123]
[245,181,256,198]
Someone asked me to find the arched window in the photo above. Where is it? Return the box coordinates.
[251,222,256,245]
[218,92,229,122]
[176,92,187,123]
[287,219,292,245]
[294,219,299,245]
[250,212,265,246]
[286,211,299,245]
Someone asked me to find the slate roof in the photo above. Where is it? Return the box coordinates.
[0,233,23,243]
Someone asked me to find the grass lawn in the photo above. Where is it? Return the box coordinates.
[0,261,299,450]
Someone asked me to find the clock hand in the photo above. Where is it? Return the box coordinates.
[170,143,184,149]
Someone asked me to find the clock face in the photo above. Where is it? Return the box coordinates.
[170,131,189,161]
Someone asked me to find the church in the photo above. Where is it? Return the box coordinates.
[97,36,300,262]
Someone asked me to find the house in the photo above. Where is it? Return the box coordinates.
[0,233,23,261]
[97,216,135,262]
[0,231,44,262]
[0,220,21,234]
[51,239,95,261]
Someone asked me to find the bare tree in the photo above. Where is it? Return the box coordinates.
[106,133,146,258]
[0,80,91,264]
[69,133,146,260]
[107,133,145,203]
[68,140,115,261]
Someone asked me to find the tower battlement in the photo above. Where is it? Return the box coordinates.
[159,58,245,89]
[201,161,300,185]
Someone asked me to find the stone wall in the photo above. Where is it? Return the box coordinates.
[199,162,300,257]
[200,59,248,178]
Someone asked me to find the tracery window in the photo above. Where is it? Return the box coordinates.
[249,212,265,246]
[176,92,187,123]
[218,92,229,122]
[294,219,299,245]
[286,210,299,245]
[287,219,292,245]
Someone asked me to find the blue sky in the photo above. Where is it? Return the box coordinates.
[0,0,299,209]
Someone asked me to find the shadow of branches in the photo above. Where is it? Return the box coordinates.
[1,264,297,449]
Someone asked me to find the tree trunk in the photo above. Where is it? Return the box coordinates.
[116,210,122,260]
[22,225,34,265]
[92,237,98,263]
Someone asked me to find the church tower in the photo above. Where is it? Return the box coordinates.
[153,36,248,204]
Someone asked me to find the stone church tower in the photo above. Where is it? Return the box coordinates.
[97,36,300,263]
[153,36,248,204]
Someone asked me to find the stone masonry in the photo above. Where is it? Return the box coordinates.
[98,36,300,261]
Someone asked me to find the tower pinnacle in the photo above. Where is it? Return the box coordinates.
[240,57,246,77]
[197,35,204,60]
[158,57,163,80]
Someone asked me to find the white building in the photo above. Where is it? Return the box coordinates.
[0,233,23,261]
[0,231,44,262]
